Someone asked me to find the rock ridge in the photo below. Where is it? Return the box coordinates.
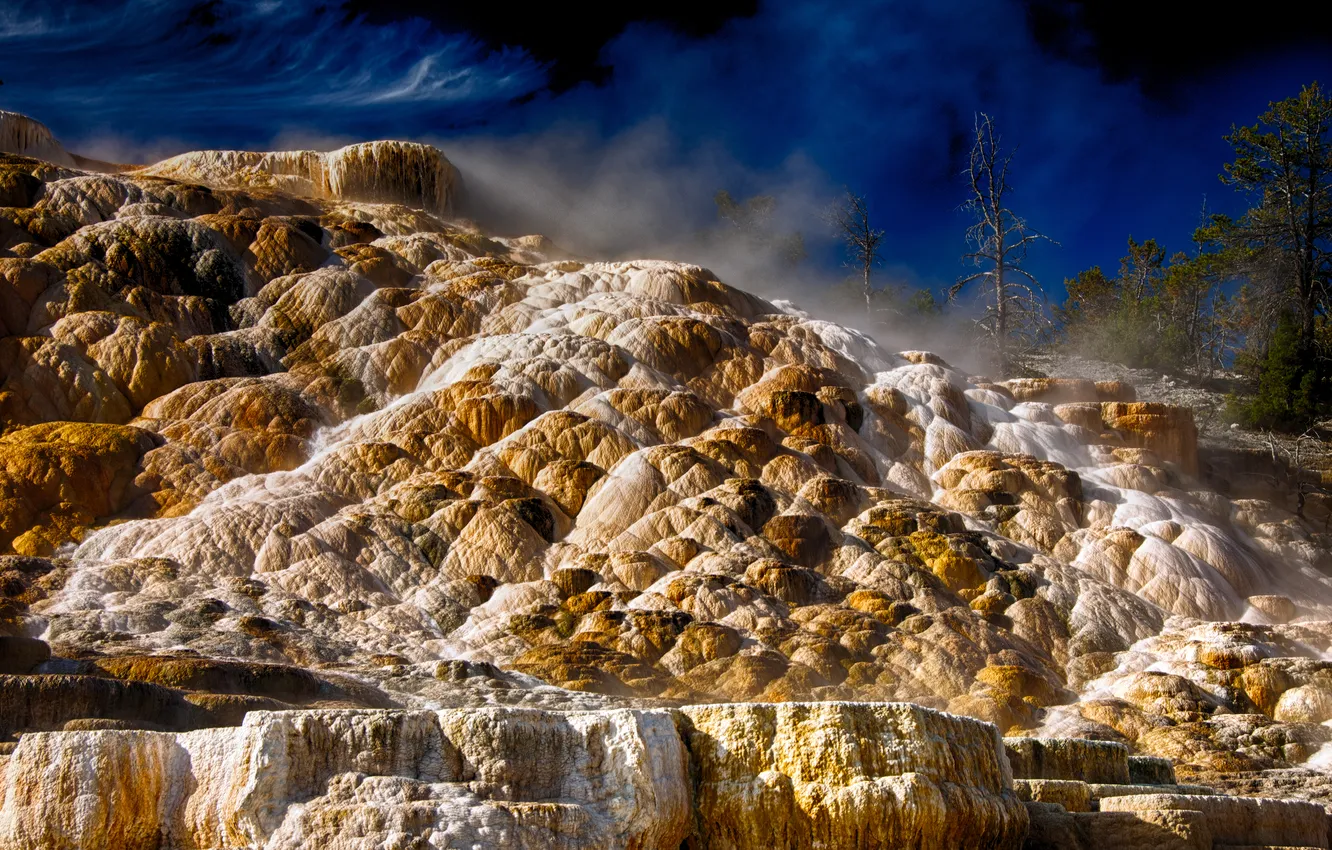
[136,142,463,216]
[0,111,76,168]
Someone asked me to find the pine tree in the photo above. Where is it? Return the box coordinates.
[1234,311,1330,430]
[1221,82,1332,354]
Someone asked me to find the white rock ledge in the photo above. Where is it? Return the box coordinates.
[0,701,1026,850]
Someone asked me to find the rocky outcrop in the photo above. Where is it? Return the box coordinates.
[0,650,395,738]
[1101,792,1329,848]
[3,703,1320,849]
[0,702,1025,850]
[0,422,161,554]
[137,141,463,216]
[1005,737,1131,785]
[1100,402,1199,476]
[0,112,75,168]
[1008,733,1332,850]
[1002,378,1136,404]
[680,702,1026,849]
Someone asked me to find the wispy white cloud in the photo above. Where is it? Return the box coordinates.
[0,0,545,151]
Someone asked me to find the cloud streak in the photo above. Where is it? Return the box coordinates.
[1,0,1327,306]
[0,0,544,151]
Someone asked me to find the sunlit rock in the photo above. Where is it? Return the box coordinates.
[3,126,1332,846]
[1101,401,1199,476]
[0,422,160,554]
[137,141,463,216]
[0,111,76,168]
[681,701,1027,849]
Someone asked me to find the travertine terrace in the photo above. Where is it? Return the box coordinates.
[4,116,1332,848]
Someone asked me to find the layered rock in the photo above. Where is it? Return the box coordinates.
[680,701,1026,849]
[1100,792,1329,848]
[0,702,1024,850]
[137,142,463,216]
[2,701,1317,849]
[0,112,75,168]
[1100,402,1199,477]
[1008,734,1332,850]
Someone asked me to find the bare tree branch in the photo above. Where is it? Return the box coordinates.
[952,113,1056,375]
[825,188,886,313]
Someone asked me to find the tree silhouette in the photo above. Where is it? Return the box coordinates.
[951,113,1054,375]
[825,189,885,312]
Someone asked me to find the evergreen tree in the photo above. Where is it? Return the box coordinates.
[1221,82,1332,354]
[1215,83,1332,430]
[1058,235,1232,378]
[1233,311,1330,430]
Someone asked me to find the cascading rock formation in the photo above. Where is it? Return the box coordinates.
[3,114,1332,849]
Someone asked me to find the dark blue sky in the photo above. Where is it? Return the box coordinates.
[3,0,1331,302]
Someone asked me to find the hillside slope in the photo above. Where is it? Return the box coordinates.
[4,117,1332,847]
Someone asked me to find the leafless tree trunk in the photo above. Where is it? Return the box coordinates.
[951,113,1054,376]
[826,189,885,313]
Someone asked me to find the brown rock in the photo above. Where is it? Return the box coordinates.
[0,421,160,554]
[1101,402,1199,476]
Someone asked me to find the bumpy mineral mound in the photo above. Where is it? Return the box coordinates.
[4,126,1332,848]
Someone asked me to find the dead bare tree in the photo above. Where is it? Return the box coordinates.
[826,189,885,312]
[1257,426,1331,524]
[951,113,1055,375]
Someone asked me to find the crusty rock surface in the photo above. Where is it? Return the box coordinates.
[680,701,1026,849]
[136,142,463,216]
[0,112,76,168]
[4,115,1332,847]
[1004,737,1131,785]
[0,702,1021,850]
[1101,791,1330,848]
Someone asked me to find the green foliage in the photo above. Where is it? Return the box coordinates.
[1210,82,1332,431]
[1228,311,1331,431]
[907,287,942,316]
[1220,82,1332,349]
[1057,236,1230,376]
[1052,81,1332,431]
[1119,237,1167,302]
[1059,265,1114,328]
